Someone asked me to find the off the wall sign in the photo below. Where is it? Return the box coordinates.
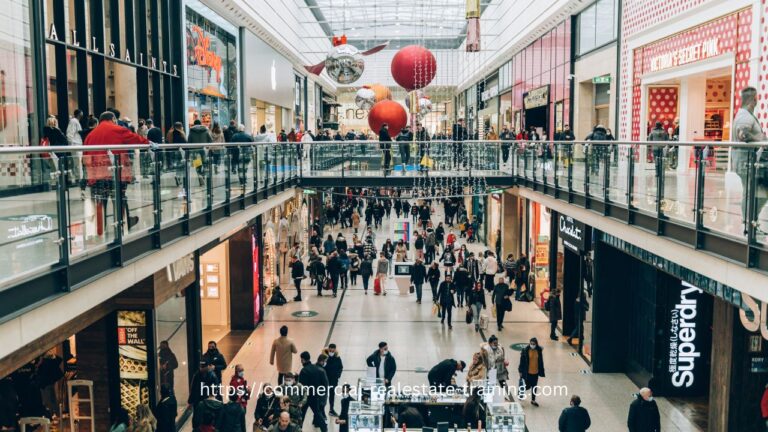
[46,23,179,76]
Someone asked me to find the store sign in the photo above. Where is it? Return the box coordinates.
[739,294,768,340]
[668,283,704,388]
[190,26,223,83]
[165,254,195,283]
[592,75,611,84]
[649,38,720,73]
[5,215,54,240]
[534,243,549,267]
[116,311,149,413]
[523,85,549,109]
[558,215,586,253]
[252,234,261,325]
[481,85,499,102]
[46,23,179,76]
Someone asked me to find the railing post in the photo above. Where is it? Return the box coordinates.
[584,144,591,196]
[205,148,213,211]
[341,143,346,178]
[567,143,573,195]
[627,145,635,210]
[152,149,161,230]
[693,145,705,234]
[224,147,232,204]
[603,143,610,204]
[182,148,191,225]
[746,148,758,245]
[55,155,70,279]
[113,152,124,246]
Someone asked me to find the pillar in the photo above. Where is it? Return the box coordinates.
[708,298,733,431]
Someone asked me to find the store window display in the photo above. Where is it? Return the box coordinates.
[155,293,190,421]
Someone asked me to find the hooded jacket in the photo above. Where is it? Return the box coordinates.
[322,349,344,385]
[192,398,224,430]
[188,124,213,144]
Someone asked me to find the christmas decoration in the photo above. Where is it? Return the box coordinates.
[368,100,408,136]
[370,84,393,102]
[390,45,437,91]
[304,39,388,85]
[466,0,481,52]
[406,91,433,118]
[355,86,377,110]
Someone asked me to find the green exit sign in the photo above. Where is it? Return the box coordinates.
[592,75,611,84]
[303,189,317,195]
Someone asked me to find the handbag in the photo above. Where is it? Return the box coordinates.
[420,155,434,168]
[409,284,415,294]
[504,298,513,312]
[465,308,473,324]
[431,303,439,316]
[192,156,203,168]
[491,304,497,318]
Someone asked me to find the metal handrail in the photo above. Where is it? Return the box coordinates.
[0,139,765,155]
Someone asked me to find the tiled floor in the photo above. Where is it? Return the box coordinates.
[181,204,702,432]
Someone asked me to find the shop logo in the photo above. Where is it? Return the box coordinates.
[271,60,277,91]
[740,294,768,340]
[649,38,720,73]
[191,26,223,83]
[669,283,703,388]
[166,254,195,283]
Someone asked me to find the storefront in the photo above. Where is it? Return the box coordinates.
[242,30,295,136]
[494,19,571,137]
[479,76,499,136]
[526,200,551,299]
[630,8,752,144]
[185,1,239,128]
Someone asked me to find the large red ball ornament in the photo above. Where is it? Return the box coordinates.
[368,100,408,136]
[390,45,437,91]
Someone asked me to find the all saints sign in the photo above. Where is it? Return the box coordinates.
[46,23,179,76]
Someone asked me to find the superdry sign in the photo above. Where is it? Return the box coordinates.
[558,215,587,252]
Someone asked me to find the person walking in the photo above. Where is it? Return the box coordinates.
[627,388,661,432]
[132,404,157,432]
[483,252,499,292]
[66,109,84,183]
[298,352,329,432]
[360,255,373,294]
[253,384,278,429]
[155,384,177,432]
[379,124,392,174]
[375,252,389,296]
[366,342,397,387]
[436,274,457,329]
[425,229,437,263]
[481,335,509,388]
[518,337,545,406]
[410,258,427,303]
[188,119,213,186]
[546,290,563,340]
[290,255,305,302]
[322,344,344,416]
[558,395,591,432]
[216,393,246,432]
[269,412,300,432]
[733,86,768,235]
[349,253,361,286]
[269,326,298,385]
[492,277,513,331]
[192,385,224,431]
[468,282,486,332]
[326,251,342,297]
[228,365,250,410]
[336,384,354,432]
[427,262,441,301]
[453,265,471,308]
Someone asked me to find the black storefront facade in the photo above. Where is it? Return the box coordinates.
[590,232,768,431]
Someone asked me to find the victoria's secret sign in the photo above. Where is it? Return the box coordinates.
[46,24,179,76]
[649,38,720,73]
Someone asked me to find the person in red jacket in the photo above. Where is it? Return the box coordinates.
[83,111,150,234]
[229,364,250,409]
[761,383,768,429]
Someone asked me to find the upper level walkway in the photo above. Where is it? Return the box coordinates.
[1,138,767,324]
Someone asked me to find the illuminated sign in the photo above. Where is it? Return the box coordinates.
[190,25,223,83]
[523,85,549,110]
[649,38,720,73]
[668,283,703,388]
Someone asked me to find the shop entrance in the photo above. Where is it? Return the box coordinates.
[524,106,548,136]
[200,241,231,345]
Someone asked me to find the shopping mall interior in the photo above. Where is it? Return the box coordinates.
[2,0,768,431]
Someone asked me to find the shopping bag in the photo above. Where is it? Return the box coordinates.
[465,308,474,324]
[420,155,434,168]
[478,314,489,330]
[374,277,382,294]
[409,284,415,294]
[431,303,439,316]
[192,156,203,168]
[323,278,334,291]
[491,304,497,318]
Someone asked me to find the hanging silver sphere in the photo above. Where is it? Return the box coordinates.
[325,44,365,84]
[355,87,376,110]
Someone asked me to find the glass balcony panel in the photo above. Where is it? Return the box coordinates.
[631,144,658,213]
[210,148,227,207]
[74,152,119,255]
[607,144,628,205]
[157,149,187,224]
[572,143,586,194]
[556,143,570,189]
[121,149,156,237]
[660,144,695,224]
[187,148,208,214]
[586,144,606,199]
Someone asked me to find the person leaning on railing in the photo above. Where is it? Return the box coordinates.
[83,111,151,232]
[732,86,768,235]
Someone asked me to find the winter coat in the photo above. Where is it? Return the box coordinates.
[336,237,348,252]
[270,336,298,373]
[436,281,456,307]
[547,295,562,322]
[327,256,342,277]
[558,406,591,432]
[366,351,397,382]
[627,397,661,432]
[211,131,225,144]
[43,125,68,146]
[482,344,508,381]
[83,120,149,184]
[188,370,220,405]
[147,127,164,144]
[427,267,441,284]
[352,213,360,228]
[428,359,459,387]
[518,346,545,378]
[192,398,224,431]
[253,394,278,426]
[202,349,227,381]
[360,259,373,277]
[188,125,213,144]
[395,244,408,262]
[467,288,486,307]
[228,375,250,408]
[647,127,668,142]
[492,283,512,305]
[465,361,487,383]
[484,256,499,275]
[216,401,246,432]
[322,349,344,385]
[155,395,177,432]
[440,250,456,266]
[291,260,305,280]
[299,362,329,401]
[453,268,471,290]
[410,263,427,284]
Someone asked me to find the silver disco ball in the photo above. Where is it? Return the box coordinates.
[355,87,376,110]
[325,44,365,84]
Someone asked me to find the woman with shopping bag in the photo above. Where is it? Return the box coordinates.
[491,277,513,331]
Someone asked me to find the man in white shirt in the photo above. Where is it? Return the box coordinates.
[66,109,84,182]
[732,86,768,235]
[484,251,499,292]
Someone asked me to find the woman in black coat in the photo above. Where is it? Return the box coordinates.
[436,274,456,328]
[427,263,441,301]
[546,290,562,340]
[155,384,178,432]
[452,265,471,307]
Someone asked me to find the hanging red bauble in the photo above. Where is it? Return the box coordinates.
[390,45,437,91]
[368,100,408,136]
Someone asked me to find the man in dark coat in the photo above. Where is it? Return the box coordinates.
[290,255,306,302]
[202,341,227,382]
[558,395,591,432]
[146,119,164,143]
[518,337,545,406]
[158,340,179,390]
[323,344,344,416]
[547,290,563,340]
[189,360,221,405]
[451,119,468,168]
[299,352,329,432]
[410,259,427,303]
[155,384,177,432]
[379,124,392,173]
[366,342,397,386]
[326,251,342,297]
[627,388,661,432]
[427,359,466,391]
[436,274,457,328]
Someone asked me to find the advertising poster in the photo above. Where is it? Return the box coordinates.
[252,233,261,324]
[117,310,150,416]
[393,219,411,244]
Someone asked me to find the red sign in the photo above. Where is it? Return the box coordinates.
[191,26,223,83]
[252,233,261,325]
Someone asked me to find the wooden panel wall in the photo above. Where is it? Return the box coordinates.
[708,298,733,432]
